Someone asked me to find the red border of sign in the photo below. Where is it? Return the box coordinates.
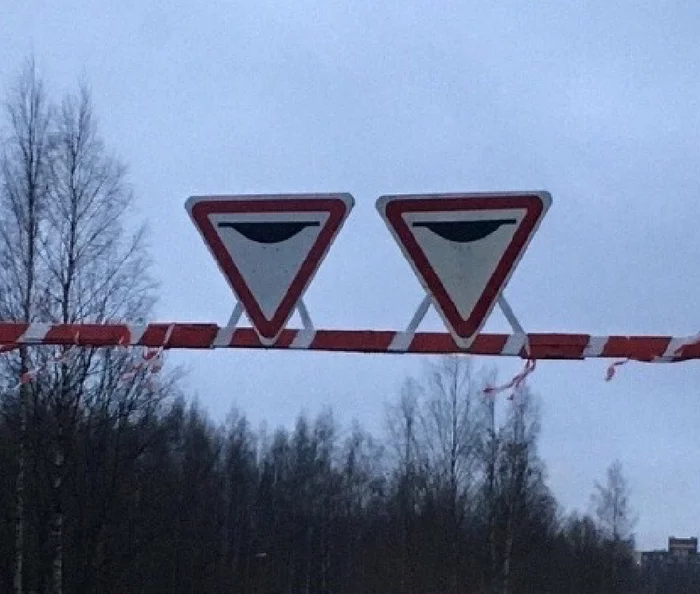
[383,194,547,341]
[188,196,350,342]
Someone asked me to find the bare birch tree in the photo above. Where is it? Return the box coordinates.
[591,459,637,545]
[416,356,482,590]
[497,386,545,594]
[0,58,53,594]
[477,370,501,593]
[475,381,549,594]
[1,63,161,594]
[40,82,157,594]
[418,356,481,502]
[386,357,488,591]
[385,378,423,592]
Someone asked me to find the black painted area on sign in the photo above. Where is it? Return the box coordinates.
[412,219,516,243]
[218,221,320,244]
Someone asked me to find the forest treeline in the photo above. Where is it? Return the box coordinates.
[0,358,641,594]
[0,59,671,594]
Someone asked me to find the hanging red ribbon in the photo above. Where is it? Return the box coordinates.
[483,358,537,399]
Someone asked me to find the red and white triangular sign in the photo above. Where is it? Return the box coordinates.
[376,192,551,348]
[186,193,354,344]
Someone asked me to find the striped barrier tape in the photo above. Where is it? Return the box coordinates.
[0,323,699,362]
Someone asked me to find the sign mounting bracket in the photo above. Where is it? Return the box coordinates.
[389,295,433,351]
[497,293,531,357]
[296,299,315,331]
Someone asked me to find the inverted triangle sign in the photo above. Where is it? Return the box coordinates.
[377,192,551,348]
[186,193,354,344]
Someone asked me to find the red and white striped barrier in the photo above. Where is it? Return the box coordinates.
[0,322,699,362]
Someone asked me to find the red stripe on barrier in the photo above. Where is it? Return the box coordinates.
[0,323,30,346]
[601,336,672,361]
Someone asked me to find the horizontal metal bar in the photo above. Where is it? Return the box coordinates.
[0,322,698,362]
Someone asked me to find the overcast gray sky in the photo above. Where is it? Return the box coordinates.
[3,0,700,551]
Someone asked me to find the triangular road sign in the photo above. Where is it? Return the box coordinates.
[376,192,551,348]
[186,193,354,344]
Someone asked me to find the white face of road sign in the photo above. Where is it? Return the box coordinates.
[208,211,330,320]
[400,208,528,321]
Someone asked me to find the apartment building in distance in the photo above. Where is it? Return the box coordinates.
[641,536,698,563]
[640,537,700,592]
